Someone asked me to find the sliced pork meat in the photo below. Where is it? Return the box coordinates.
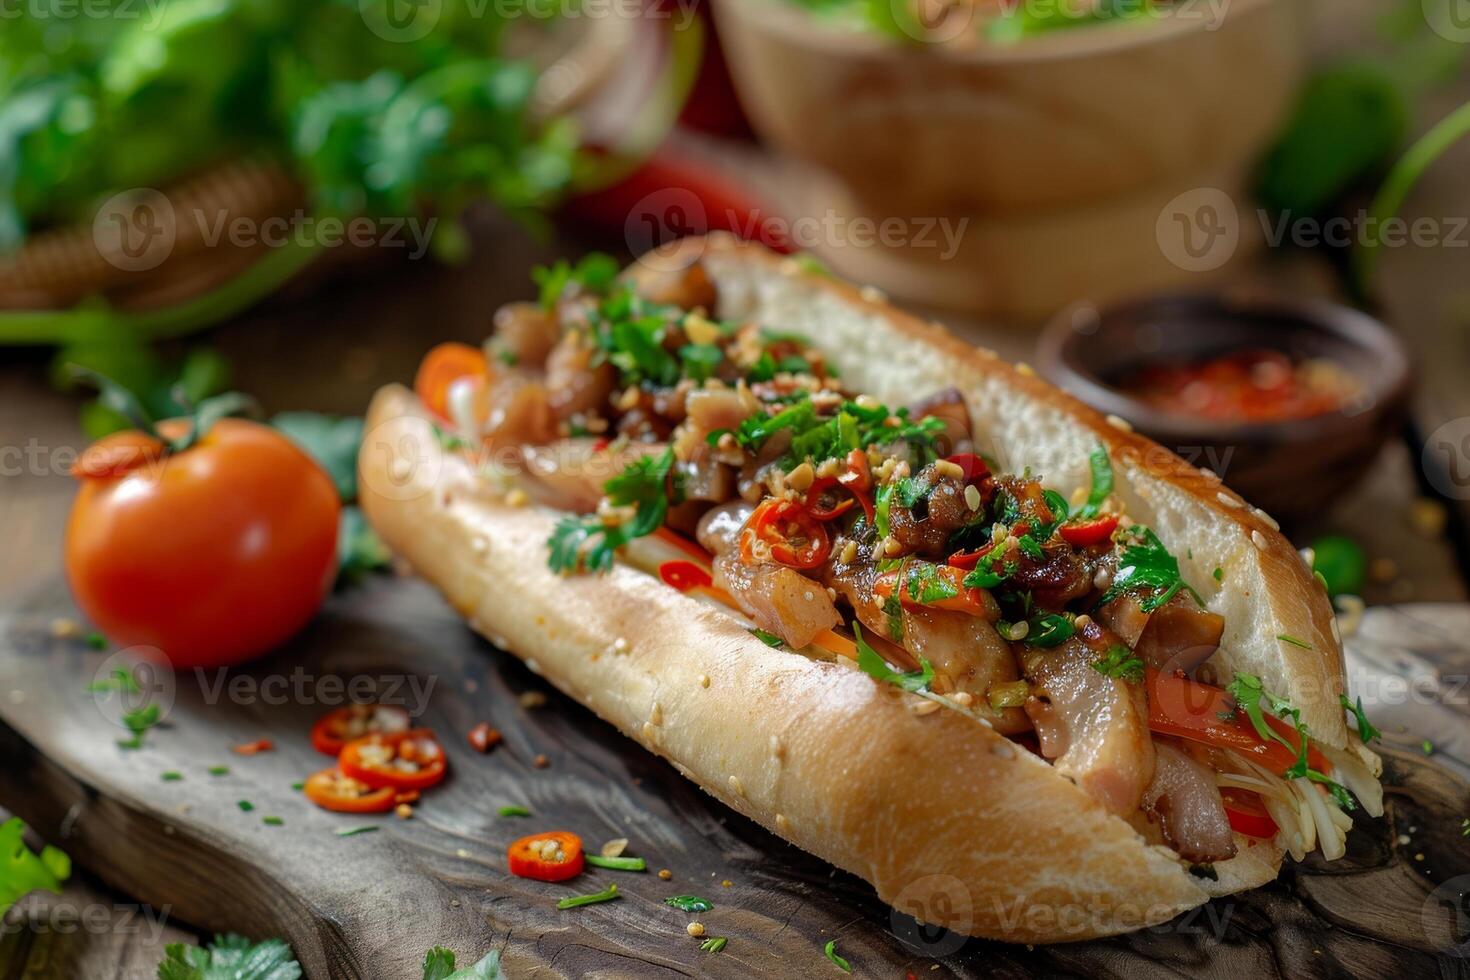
[901,606,1030,734]
[713,551,841,649]
[634,260,717,311]
[1143,742,1238,863]
[519,440,664,513]
[696,501,755,556]
[1098,593,1224,673]
[491,302,561,368]
[479,373,557,447]
[886,465,973,555]
[1021,634,1155,816]
[545,330,617,421]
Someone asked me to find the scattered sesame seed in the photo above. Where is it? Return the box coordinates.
[395,803,414,819]
[840,540,859,564]
[1216,491,1242,508]
[720,879,732,888]
[911,700,941,716]
[601,838,629,858]
[1016,362,1036,377]
[658,869,673,880]
[649,702,663,726]
[698,674,710,689]
[519,690,547,709]
[775,814,791,833]
[859,285,886,303]
[728,775,745,797]
[687,922,706,937]
[456,848,471,858]
[964,484,983,511]
[49,618,80,638]
[533,754,550,769]
[1251,530,1269,552]
[1105,413,1132,432]
[470,536,489,554]
[1252,507,1280,531]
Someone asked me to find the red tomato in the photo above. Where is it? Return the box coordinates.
[507,831,585,882]
[1146,670,1329,777]
[65,419,340,669]
[310,705,412,757]
[414,342,488,422]
[1220,788,1279,839]
[1059,515,1120,548]
[339,729,448,791]
[304,768,397,814]
[742,499,831,570]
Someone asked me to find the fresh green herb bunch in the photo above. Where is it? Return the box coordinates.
[0,0,576,252]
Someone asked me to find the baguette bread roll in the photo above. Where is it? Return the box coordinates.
[359,235,1375,942]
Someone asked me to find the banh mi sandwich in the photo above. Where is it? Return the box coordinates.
[358,235,1384,943]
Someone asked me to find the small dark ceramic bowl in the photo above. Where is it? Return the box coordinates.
[1036,290,1412,527]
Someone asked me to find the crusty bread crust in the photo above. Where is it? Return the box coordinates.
[357,236,1359,941]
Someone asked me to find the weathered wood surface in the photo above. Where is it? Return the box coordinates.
[0,576,1466,979]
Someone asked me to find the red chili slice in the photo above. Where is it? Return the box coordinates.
[1221,788,1280,839]
[744,498,831,570]
[659,560,714,592]
[838,448,871,493]
[310,704,412,757]
[232,739,274,756]
[303,768,397,814]
[508,831,585,882]
[339,728,448,792]
[804,476,871,523]
[945,453,990,483]
[1059,514,1120,548]
[948,542,996,571]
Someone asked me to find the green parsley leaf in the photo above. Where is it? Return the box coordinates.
[963,550,1016,590]
[237,801,255,813]
[87,668,139,694]
[0,818,69,920]
[161,771,183,782]
[1016,534,1045,560]
[261,816,284,827]
[556,883,620,910]
[1100,526,1202,612]
[749,628,786,648]
[1092,646,1145,683]
[1277,634,1313,650]
[497,805,531,818]
[86,632,109,650]
[208,766,230,777]
[1226,673,1352,809]
[679,343,725,382]
[421,945,506,980]
[1213,567,1225,582]
[853,624,933,694]
[905,562,959,606]
[155,933,302,980]
[663,895,714,912]
[699,937,728,953]
[547,448,680,573]
[1422,739,1435,756]
[422,947,459,980]
[269,413,363,502]
[532,253,619,310]
[823,940,852,973]
[1339,694,1381,744]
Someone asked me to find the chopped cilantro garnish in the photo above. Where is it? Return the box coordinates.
[261,816,284,827]
[749,628,786,648]
[664,895,714,912]
[161,771,183,782]
[853,624,933,693]
[208,766,230,777]
[86,632,108,650]
[1026,613,1075,648]
[548,448,681,573]
[497,805,531,818]
[334,825,379,838]
[1016,534,1045,560]
[678,343,725,381]
[1092,645,1144,683]
[237,800,255,812]
[1422,739,1435,756]
[556,883,620,910]
[1100,526,1202,612]
[532,253,619,310]
[87,668,139,694]
[963,550,1016,590]
[881,591,905,641]
[823,940,852,973]
[699,937,728,953]
[1277,634,1313,650]
[1213,567,1224,582]
[585,854,647,871]
[1339,694,1381,744]
[905,562,959,606]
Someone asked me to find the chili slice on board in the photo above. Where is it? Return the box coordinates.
[303,768,397,814]
[310,704,412,757]
[339,729,448,791]
[508,831,585,882]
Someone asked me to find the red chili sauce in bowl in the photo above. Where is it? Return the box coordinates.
[1117,349,1361,423]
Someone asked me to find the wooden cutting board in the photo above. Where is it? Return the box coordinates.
[0,578,1466,978]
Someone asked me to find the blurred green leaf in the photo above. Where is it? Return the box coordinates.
[269,412,363,501]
